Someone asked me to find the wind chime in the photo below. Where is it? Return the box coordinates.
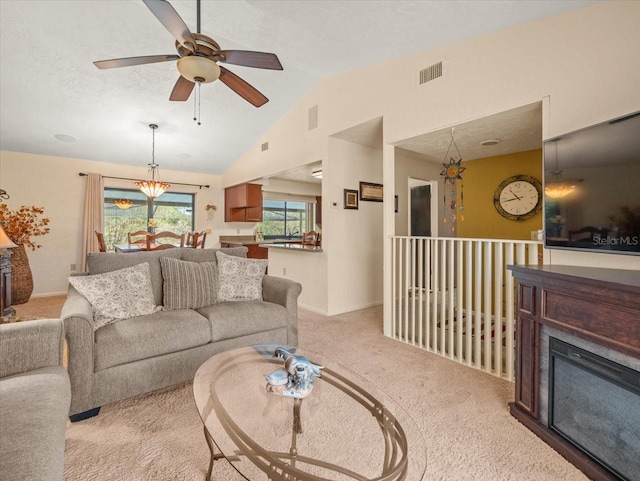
[440,128,466,233]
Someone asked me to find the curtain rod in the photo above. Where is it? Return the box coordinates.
[78,173,209,189]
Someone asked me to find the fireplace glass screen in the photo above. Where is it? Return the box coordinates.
[549,337,640,481]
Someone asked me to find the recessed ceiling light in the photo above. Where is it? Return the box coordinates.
[55,133,76,143]
[480,139,501,146]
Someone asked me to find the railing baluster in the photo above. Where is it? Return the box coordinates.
[483,242,492,373]
[505,242,515,381]
[388,236,540,383]
[456,241,464,363]
[494,242,504,376]
[474,241,483,369]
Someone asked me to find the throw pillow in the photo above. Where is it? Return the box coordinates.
[68,262,159,329]
[216,251,268,302]
[160,257,217,310]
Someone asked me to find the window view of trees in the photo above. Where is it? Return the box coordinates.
[259,200,308,239]
[103,188,194,250]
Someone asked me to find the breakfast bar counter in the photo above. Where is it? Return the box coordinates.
[260,243,322,252]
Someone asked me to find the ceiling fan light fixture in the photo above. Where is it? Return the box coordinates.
[177,56,220,83]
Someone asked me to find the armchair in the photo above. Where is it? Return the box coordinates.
[0,318,70,481]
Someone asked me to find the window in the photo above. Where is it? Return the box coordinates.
[259,200,311,239]
[103,188,194,248]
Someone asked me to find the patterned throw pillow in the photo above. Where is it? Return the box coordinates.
[216,251,268,302]
[68,262,159,329]
[160,257,217,310]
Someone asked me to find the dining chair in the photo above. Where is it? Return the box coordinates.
[128,230,149,245]
[192,230,207,249]
[145,231,185,251]
[95,231,107,252]
[301,231,318,246]
[186,231,195,247]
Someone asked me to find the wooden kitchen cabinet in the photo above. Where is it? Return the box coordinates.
[225,183,263,222]
[316,195,322,226]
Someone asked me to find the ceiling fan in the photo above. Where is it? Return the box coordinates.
[93,0,283,107]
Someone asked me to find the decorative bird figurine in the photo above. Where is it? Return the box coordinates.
[266,347,324,398]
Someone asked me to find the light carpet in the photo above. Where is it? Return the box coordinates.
[64,306,587,480]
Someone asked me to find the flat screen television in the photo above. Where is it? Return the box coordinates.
[543,111,640,255]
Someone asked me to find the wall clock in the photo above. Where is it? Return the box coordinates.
[493,175,542,221]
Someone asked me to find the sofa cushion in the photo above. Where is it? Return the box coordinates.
[216,251,268,302]
[160,257,217,309]
[197,300,288,342]
[94,309,211,370]
[87,249,182,305]
[179,246,248,263]
[69,263,160,329]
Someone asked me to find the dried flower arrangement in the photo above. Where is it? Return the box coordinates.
[0,204,51,250]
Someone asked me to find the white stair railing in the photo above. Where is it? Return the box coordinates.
[391,236,542,381]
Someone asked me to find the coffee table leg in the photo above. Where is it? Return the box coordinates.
[293,398,303,435]
[204,426,225,481]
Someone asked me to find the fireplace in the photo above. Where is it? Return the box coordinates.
[547,336,640,480]
[508,265,640,481]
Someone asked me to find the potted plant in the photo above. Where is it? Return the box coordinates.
[0,204,50,304]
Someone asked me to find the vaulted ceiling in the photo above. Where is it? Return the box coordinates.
[0,1,597,175]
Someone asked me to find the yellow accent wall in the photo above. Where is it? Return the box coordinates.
[456,149,543,240]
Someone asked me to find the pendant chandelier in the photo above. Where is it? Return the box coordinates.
[136,124,169,199]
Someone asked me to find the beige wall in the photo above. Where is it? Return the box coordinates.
[0,151,229,296]
[221,1,640,314]
[3,2,639,308]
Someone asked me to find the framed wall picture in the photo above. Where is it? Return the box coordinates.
[344,189,358,209]
[359,181,383,202]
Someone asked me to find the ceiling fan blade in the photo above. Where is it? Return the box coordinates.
[170,76,195,101]
[94,54,179,69]
[219,66,269,107]
[218,51,283,70]
[142,0,198,52]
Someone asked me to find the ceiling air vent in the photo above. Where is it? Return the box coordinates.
[419,61,443,85]
[261,142,269,152]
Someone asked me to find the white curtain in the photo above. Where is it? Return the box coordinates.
[81,173,104,271]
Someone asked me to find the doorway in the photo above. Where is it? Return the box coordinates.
[408,178,437,237]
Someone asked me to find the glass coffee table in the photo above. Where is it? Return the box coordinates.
[193,344,427,480]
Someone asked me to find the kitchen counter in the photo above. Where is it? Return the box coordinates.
[260,243,322,252]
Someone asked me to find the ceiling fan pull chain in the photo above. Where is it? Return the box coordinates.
[197,81,202,126]
[193,80,202,126]
[193,86,197,122]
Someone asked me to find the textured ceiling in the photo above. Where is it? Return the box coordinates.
[0,0,597,176]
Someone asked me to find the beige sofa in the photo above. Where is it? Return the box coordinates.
[0,318,70,481]
[61,247,302,421]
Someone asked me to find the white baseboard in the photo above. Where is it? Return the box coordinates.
[30,291,68,298]
[298,303,328,316]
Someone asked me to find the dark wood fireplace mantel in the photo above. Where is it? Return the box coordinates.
[508,264,640,481]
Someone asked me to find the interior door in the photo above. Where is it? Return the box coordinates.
[410,184,431,236]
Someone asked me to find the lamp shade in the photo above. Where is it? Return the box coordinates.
[136,180,170,199]
[0,224,17,249]
[177,56,221,83]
